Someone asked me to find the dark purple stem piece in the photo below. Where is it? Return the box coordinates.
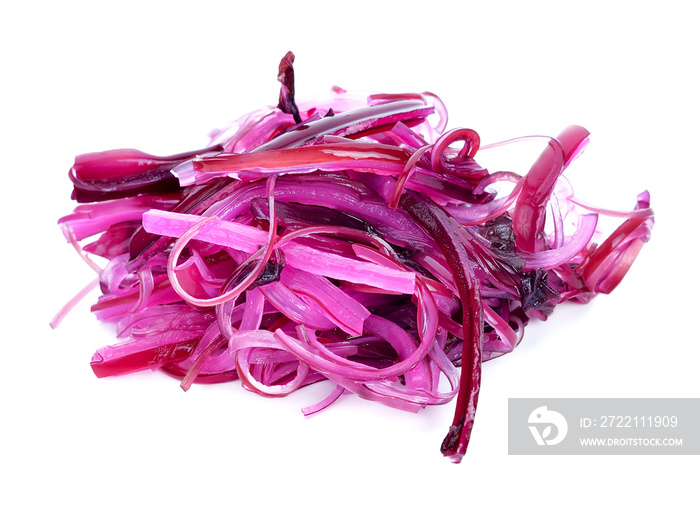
[400,192,483,463]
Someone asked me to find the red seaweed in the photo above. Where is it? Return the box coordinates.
[54,52,654,463]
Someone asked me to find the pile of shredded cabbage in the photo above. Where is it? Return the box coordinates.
[54,52,654,462]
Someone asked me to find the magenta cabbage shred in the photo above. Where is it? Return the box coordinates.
[54,52,654,463]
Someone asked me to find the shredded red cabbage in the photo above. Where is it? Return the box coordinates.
[54,51,654,463]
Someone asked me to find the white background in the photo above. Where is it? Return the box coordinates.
[2,1,698,511]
